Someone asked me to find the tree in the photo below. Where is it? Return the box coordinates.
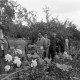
[0,0,15,25]
[16,7,37,27]
[43,5,50,23]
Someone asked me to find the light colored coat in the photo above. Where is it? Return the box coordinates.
[36,37,47,58]
[44,38,50,57]
[65,39,69,50]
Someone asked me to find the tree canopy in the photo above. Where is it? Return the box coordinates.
[0,0,80,46]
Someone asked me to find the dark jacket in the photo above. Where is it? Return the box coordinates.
[49,37,57,50]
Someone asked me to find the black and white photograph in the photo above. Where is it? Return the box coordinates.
[0,0,80,80]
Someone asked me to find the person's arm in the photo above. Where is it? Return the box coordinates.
[69,38,71,49]
[36,38,39,46]
[43,38,47,50]
[48,39,50,48]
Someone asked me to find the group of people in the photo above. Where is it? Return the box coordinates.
[36,32,70,61]
[0,27,70,61]
[0,27,71,64]
[0,27,71,73]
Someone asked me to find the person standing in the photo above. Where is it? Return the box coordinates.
[65,38,69,51]
[15,34,28,61]
[36,32,47,58]
[65,36,70,52]
[56,38,60,55]
[59,35,65,54]
[49,33,57,61]
[0,28,9,74]
[44,34,50,58]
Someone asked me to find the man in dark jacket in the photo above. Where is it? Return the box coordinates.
[49,33,57,61]
[56,38,60,55]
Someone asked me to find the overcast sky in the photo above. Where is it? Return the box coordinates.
[13,0,80,29]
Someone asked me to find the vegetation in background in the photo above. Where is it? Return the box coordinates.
[0,0,80,47]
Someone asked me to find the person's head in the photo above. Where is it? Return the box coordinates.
[65,35,69,39]
[17,33,22,38]
[44,34,48,38]
[52,33,56,38]
[38,32,43,38]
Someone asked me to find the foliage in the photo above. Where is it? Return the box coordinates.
[0,0,80,46]
[1,1,80,80]
[1,45,80,80]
